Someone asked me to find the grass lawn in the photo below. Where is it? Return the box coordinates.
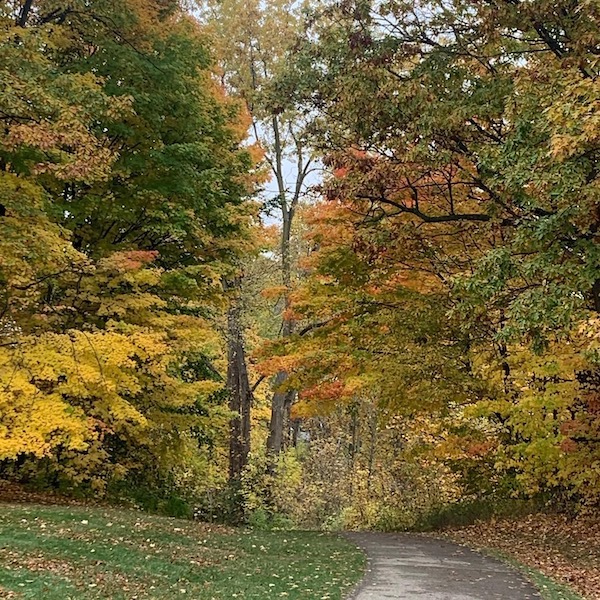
[0,503,365,599]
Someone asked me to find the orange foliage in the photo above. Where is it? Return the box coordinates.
[300,380,350,403]
[105,251,160,271]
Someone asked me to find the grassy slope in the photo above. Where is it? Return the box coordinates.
[0,503,365,600]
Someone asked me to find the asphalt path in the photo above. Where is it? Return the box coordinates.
[345,533,542,600]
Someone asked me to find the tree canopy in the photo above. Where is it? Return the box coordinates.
[259,0,600,514]
[0,0,257,503]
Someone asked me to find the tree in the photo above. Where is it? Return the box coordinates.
[282,0,599,342]
[262,0,600,510]
[225,277,253,483]
[0,0,257,500]
[199,0,319,455]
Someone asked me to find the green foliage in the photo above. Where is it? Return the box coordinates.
[2,0,600,528]
[0,0,257,501]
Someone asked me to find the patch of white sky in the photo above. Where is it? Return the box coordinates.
[251,127,323,226]
[262,169,323,225]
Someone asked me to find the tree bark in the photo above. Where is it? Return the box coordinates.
[225,278,252,482]
[266,372,295,454]
[367,404,378,491]
[592,279,600,313]
[266,115,298,456]
[17,0,34,27]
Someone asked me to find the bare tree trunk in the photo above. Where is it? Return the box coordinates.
[267,374,287,454]
[267,373,295,454]
[349,400,359,467]
[266,118,297,456]
[225,278,252,482]
[17,0,34,26]
[367,404,378,491]
[290,417,301,448]
[202,0,315,462]
[348,400,360,497]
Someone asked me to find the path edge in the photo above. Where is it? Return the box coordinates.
[429,534,584,600]
[340,532,374,600]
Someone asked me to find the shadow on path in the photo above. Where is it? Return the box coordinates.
[345,533,542,600]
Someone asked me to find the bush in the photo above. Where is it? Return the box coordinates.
[414,496,549,531]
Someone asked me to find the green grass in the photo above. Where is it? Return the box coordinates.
[0,503,365,599]
[486,551,585,600]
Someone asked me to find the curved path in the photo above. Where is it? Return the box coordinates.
[345,533,542,599]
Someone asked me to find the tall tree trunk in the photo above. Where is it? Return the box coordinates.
[225,278,252,482]
[592,278,600,313]
[202,0,314,461]
[366,404,378,491]
[267,373,288,454]
[266,122,297,456]
[266,252,296,453]
[267,384,295,454]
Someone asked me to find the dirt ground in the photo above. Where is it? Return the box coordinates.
[439,514,600,600]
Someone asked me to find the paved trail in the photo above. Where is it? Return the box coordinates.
[345,533,542,600]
